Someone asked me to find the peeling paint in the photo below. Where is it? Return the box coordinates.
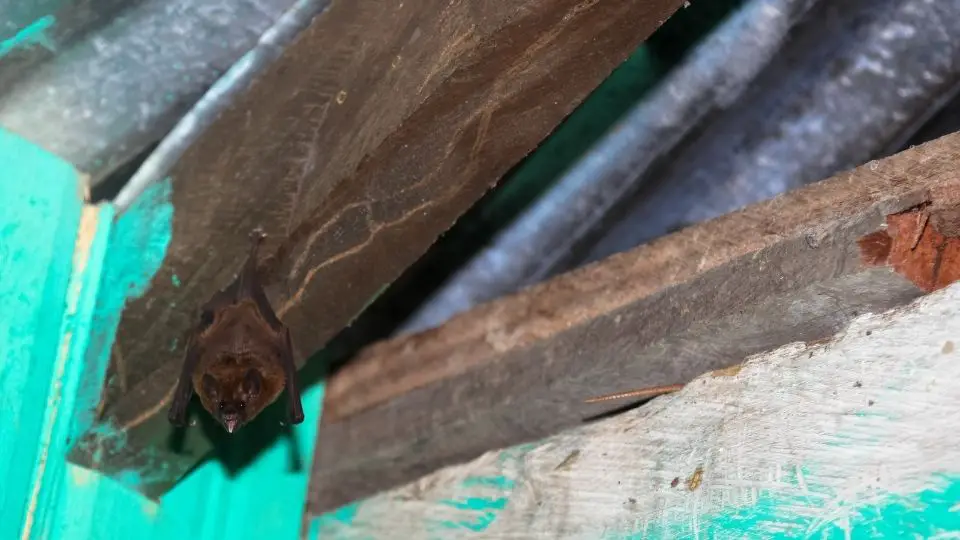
[0,16,56,59]
[70,177,173,442]
[635,472,960,539]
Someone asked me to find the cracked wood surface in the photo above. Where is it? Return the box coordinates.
[68,0,684,497]
[307,132,960,513]
[309,282,960,538]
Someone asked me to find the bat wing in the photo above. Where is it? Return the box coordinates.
[168,333,202,425]
[281,327,305,424]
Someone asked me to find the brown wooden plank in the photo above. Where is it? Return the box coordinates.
[307,133,960,513]
[68,0,683,497]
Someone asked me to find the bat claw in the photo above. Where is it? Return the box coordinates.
[167,408,187,426]
[244,228,267,271]
[249,228,267,243]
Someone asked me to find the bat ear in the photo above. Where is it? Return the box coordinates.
[242,368,262,397]
[201,373,219,398]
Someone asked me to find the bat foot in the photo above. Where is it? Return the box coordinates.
[249,228,267,243]
[167,409,188,427]
[288,404,305,425]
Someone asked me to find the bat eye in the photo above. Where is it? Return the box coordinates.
[218,400,225,410]
[238,401,245,409]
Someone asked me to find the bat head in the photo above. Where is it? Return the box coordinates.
[191,300,288,432]
[200,367,264,433]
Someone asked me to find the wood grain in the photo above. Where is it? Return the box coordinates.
[308,281,960,538]
[68,0,683,497]
[308,132,960,512]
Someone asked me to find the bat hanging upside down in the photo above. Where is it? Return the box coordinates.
[167,229,305,433]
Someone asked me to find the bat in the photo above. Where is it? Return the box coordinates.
[167,229,305,432]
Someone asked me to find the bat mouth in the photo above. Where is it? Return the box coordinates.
[222,414,241,433]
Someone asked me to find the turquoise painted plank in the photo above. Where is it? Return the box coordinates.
[161,382,325,540]
[306,444,541,539]
[33,203,114,540]
[635,473,960,540]
[0,128,321,539]
[61,172,324,540]
[56,464,190,539]
[0,132,177,539]
[46,178,177,539]
[0,129,84,540]
[66,176,172,445]
[0,132,183,539]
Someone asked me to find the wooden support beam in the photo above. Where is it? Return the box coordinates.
[308,133,960,512]
[69,0,683,496]
[307,281,960,537]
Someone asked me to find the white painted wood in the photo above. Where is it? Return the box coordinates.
[311,281,960,538]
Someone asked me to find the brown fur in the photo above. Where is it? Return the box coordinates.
[168,231,304,432]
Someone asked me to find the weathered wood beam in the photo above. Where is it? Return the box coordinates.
[69,0,684,497]
[308,132,960,512]
[308,281,960,537]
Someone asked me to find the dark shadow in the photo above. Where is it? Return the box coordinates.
[581,397,658,424]
[90,142,158,202]
[166,416,189,454]
[200,398,298,476]
[170,338,347,477]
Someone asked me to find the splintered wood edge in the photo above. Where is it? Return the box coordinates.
[308,282,960,538]
[323,132,960,422]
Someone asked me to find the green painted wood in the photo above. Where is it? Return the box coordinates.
[161,382,324,540]
[48,172,324,538]
[0,129,322,539]
[0,129,85,540]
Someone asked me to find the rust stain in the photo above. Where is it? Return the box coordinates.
[709,364,742,378]
[554,449,581,471]
[857,230,893,266]
[803,335,834,348]
[858,205,960,292]
[943,341,954,354]
[686,465,704,491]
